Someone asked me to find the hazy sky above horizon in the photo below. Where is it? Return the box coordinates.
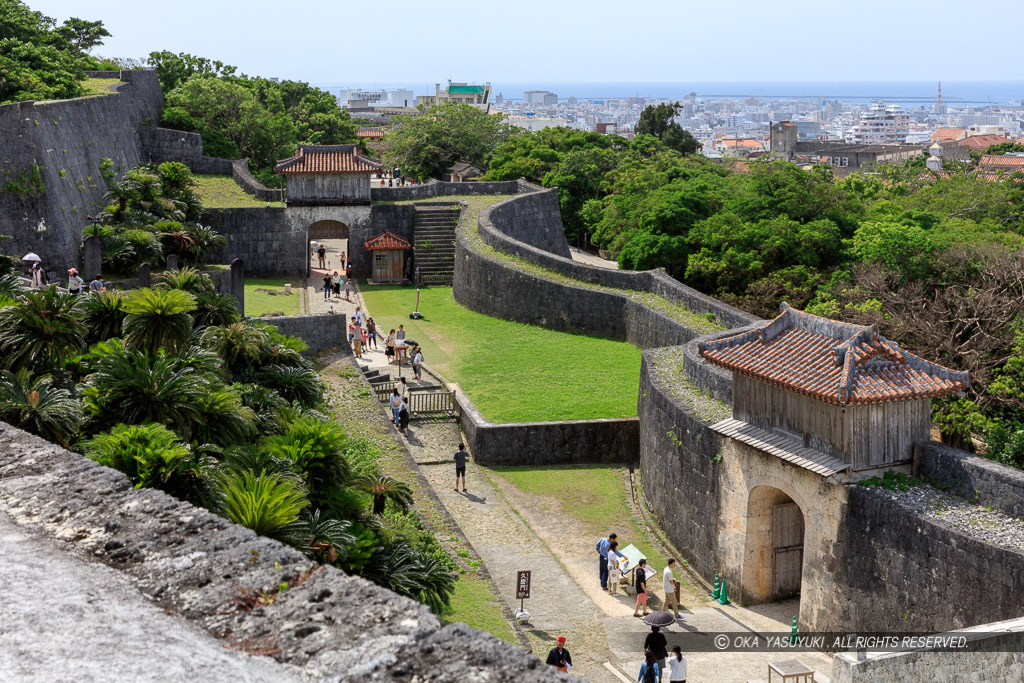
[30,0,1024,85]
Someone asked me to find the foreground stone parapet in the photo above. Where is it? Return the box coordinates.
[0,424,558,682]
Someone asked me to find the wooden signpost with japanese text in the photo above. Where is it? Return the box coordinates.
[516,570,531,611]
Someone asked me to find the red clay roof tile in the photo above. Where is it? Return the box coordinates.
[275,145,382,174]
[364,231,410,251]
[698,304,969,406]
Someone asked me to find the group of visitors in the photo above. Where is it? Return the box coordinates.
[315,246,352,274]
[546,634,686,682]
[30,262,103,294]
[597,535,684,620]
[377,168,417,187]
[388,377,411,434]
[382,325,424,380]
[347,307,378,359]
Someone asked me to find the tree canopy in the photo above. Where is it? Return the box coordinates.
[0,0,113,103]
[635,102,699,155]
[382,102,514,182]
[150,51,358,186]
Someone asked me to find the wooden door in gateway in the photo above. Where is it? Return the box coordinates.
[772,502,804,599]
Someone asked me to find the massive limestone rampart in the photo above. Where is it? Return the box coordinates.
[0,70,163,273]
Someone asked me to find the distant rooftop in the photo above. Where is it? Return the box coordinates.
[448,85,485,94]
[274,144,382,174]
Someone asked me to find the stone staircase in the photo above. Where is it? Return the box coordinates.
[413,205,461,286]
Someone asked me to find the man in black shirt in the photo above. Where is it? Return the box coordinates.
[454,443,469,493]
[546,636,572,673]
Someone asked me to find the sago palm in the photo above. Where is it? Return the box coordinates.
[121,287,196,355]
[0,288,87,374]
[256,364,323,407]
[157,266,215,295]
[79,290,126,343]
[83,422,219,509]
[220,470,308,537]
[192,386,257,447]
[263,416,354,492]
[361,540,456,614]
[276,509,358,564]
[82,343,210,438]
[201,322,268,378]
[191,291,239,329]
[355,473,414,516]
[0,369,82,448]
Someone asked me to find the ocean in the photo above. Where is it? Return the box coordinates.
[314,81,1024,107]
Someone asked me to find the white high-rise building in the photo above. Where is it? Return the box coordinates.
[844,102,910,144]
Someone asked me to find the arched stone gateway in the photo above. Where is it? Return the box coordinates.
[742,485,806,603]
[307,219,350,276]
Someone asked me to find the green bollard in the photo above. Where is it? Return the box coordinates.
[717,579,731,605]
[709,574,720,600]
[789,616,798,643]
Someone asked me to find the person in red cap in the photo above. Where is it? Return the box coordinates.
[546,636,572,673]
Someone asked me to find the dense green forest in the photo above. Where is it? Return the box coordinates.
[147,51,359,187]
[484,124,1024,463]
[0,0,117,103]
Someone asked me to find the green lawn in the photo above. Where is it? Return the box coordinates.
[194,175,285,209]
[80,78,119,96]
[490,465,661,564]
[358,284,641,422]
[443,572,516,643]
[245,279,301,317]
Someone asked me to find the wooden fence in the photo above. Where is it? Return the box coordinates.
[372,379,456,417]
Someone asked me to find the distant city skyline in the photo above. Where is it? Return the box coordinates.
[28,0,1024,84]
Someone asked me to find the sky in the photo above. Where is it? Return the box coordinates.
[29,0,1024,87]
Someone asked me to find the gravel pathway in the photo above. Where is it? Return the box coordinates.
[869,483,1024,552]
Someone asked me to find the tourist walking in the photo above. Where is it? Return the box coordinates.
[348,318,358,345]
[667,646,686,682]
[346,263,353,280]
[344,279,351,301]
[545,636,572,673]
[454,443,469,492]
[398,397,410,434]
[396,324,406,344]
[411,347,424,381]
[637,651,661,683]
[633,559,650,617]
[385,329,396,362]
[332,271,341,297]
[89,275,105,292]
[352,322,363,358]
[366,317,378,349]
[607,540,623,595]
[29,261,43,289]
[353,306,363,326]
[596,533,619,590]
[389,388,402,427]
[663,558,681,619]
[67,268,83,295]
[644,626,668,676]
[317,245,326,269]
[323,273,332,300]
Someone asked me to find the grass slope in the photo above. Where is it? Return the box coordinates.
[245,279,301,317]
[359,284,641,422]
[194,175,285,209]
[442,572,516,643]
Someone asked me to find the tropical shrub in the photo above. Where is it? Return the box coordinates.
[121,288,196,355]
[221,470,308,536]
[0,288,86,373]
[0,369,82,447]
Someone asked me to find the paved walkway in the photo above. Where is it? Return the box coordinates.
[569,247,619,270]
[0,511,297,683]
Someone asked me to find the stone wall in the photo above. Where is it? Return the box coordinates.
[0,424,556,682]
[231,159,284,202]
[819,485,1024,632]
[831,618,1024,683]
[252,314,348,355]
[371,179,520,202]
[915,441,1024,519]
[453,384,638,467]
[0,70,163,275]
[474,189,758,331]
[206,205,372,277]
[637,351,724,580]
[138,126,233,174]
[485,187,571,258]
